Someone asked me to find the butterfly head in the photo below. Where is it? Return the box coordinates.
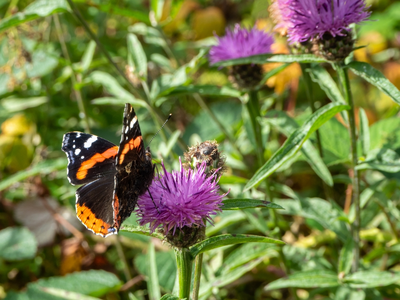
[145,147,152,162]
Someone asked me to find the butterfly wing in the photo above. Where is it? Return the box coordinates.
[62,132,118,237]
[111,104,154,232]
[62,132,118,185]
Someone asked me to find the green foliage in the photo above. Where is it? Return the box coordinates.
[1,0,400,299]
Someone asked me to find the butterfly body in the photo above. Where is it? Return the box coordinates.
[62,104,154,237]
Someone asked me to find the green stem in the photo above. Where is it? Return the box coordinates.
[175,248,193,300]
[336,63,360,272]
[247,90,263,166]
[53,14,91,133]
[192,253,203,300]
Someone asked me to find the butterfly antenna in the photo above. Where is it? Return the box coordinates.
[147,114,172,147]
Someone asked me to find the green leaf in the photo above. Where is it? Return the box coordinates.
[160,295,180,300]
[369,117,400,150]
[0,0,70,32]
[206,212,246,237]
[91,97,147,108]
[78,40,96,73]
[147,243,161,300]
[120,225,164,239]
[213,54,326,67]
[0,227,37,261]
[358,108,370,156]
[0,159,66,191]
[37,287,101,300]
[348,61,400,105]
[190,234,284,258]
[151,0,165,20]
[338,238,354,275]
[1,96,47,112]
[221,199,283,210]
[356,148,400,173]
[344,271,400,288]
[262,110,333,186]
[308,65,346,104]
[27,270,121,298]
[308,64,348,123]
[265,270,339,290]
[319,118,350,165]
[161,84,241,98]
[244,103,349,191]
[88,71,144,105]
[267,54,327,64]
[218,175,248,184]
[127,33,147,80]
[217,243,278,276]
[95,4,150,24]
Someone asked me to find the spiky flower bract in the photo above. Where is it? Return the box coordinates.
[275,0,370,44]
[136,160,226,236]
[209,24,274,65]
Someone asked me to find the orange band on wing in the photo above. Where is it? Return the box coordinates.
[118,136,142,164]
[77,146,118,180]
[112,194,122,230]
[76,203,111,236]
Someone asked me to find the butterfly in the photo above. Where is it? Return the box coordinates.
[61,103,154,237]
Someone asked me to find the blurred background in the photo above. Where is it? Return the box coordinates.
[1,0,400,299]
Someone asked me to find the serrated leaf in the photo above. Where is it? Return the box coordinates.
[0,159,66,191]
[221,199,283,210]
[245,103,349,191]
[348,61,400,105]
[0,0,70,32]
[0,227,37,261]
[27,270,121,297]
[127,33,147,80]
[190,234,284,258]
[265,270,339,290]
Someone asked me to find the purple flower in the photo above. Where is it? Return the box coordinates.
[136,159,226,234]
[209,24,274,64]
[276,0,370,43]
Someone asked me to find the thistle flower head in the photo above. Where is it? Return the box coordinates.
[209,24,274,64]
[137,159,226,236]
[275,0,370,43]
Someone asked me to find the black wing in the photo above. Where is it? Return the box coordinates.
[62,132,118,185]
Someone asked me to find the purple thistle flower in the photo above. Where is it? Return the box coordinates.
[209,24,274,65]
[136,159,227,234]
[276,0,370,43]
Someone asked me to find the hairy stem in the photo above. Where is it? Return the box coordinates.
[336,63,360,272]
[175,248,193,300]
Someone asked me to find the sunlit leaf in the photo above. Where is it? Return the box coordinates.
[190,234,284,258]
[245,103,349,191]
[266,270,339,290]
[348,61,400,105]
[221,199,283,210]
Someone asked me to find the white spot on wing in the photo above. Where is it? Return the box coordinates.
[130,116,137,128]
[73,145,76,149]
[75,149,81,155]
[76,133,81,137]
[81,156,84,159]
[83,136,97,148]
[125,126,129,133]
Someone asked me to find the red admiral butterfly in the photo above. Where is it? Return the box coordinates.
[62,103,154,237]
